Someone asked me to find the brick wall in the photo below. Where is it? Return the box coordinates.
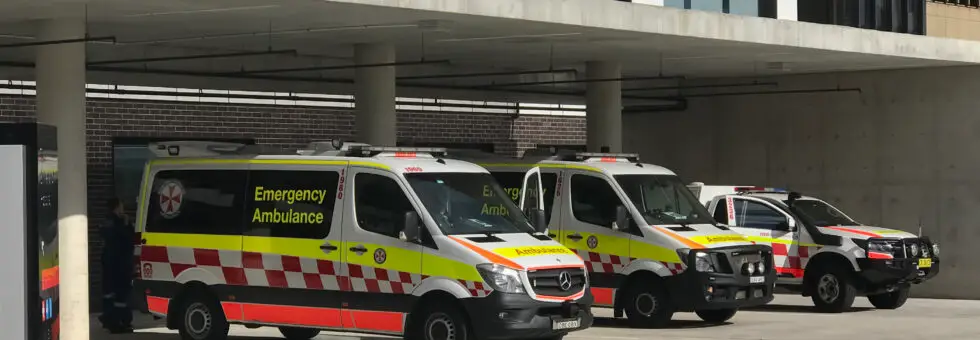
[0,94,585,309]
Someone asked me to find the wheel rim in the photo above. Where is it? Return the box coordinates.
[425,313,456,340]
[634,292,657,316]
[185,302,213,340]
[817,274,840,303]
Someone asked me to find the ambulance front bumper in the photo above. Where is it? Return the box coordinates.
[667,245,777,312]
[857,256,940,288]
[461,289,594,340]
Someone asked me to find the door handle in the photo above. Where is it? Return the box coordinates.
[320,243,338,252]
[349,245,368,254]
[548,233,557,238]
[140,239,147,245]
[566,233,583,241]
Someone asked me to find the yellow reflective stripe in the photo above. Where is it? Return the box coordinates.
[151,159,349,166]
[242,236,341,262]
[630,240,683,263]
[143,232,241,252]
[876,229,908,235]
[343,241,420,274]
[493,246,575,258]
[349,161,391,170]
[689,234,750,245]
[563,232,630,258]
[422,253,483,282]
[746,235,820,247]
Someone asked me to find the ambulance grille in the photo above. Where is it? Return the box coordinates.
[527,268,587,297]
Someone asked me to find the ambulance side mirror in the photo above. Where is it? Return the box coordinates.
[614,205,629,232]
[786,218,798,232]
[530,208,548,233]
[402,211,421,243]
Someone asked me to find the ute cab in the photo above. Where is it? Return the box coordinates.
[449,149,776,328]
[689,184,941,312]
[133,141,592,340]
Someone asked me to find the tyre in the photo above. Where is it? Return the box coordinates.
[279,327,320,339]
[176,290,230,340]
[809,266,856,313]
[695,308,737,323]
[868,287,911,310]
[409,300,471,340]
[623,279,675,328]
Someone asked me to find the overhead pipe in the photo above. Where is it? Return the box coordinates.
[472,75,684,89]
[623,81,778,92]
[676,88,862,98]
[87,49,298,66]
[0,35,116,48]
[398,68,578,80]
[234,59,450,75]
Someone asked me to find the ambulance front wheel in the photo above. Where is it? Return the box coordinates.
[694,308,737,323]
[809,266,856,313]
[410,300,471,340]
[176,291,230,340]
[623,279,675,328]
[278,327,321,340]
[867,286,910,310]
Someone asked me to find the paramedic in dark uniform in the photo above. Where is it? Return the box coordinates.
[99,197,135,333]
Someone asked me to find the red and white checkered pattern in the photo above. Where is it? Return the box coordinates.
[575,249,686,276]
[140,245,492,297]
[772,243,818,277]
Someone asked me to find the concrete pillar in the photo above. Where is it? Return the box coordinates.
[585,61,622,152]
[35,17,88,340]
[354,43,396,146]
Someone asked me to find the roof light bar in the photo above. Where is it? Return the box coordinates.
[734,186,787,193]
[565,152,640,162]
[347,145,447,158]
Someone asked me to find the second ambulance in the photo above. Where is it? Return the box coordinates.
[452,149,776,328]
[133,141,593,340]
[689,184,941,312]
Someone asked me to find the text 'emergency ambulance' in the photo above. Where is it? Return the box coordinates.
[252,186,328,224]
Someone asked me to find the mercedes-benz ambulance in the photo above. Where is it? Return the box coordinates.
[449,149,775,328]
[132,141,593,340]
[688,184,941,312]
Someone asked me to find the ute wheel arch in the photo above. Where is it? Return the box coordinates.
[613,270,661,316]
[801,253,855,297]
[166,281,214,330]
[405,290,471,340]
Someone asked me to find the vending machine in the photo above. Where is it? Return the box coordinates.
[0,123,59,340]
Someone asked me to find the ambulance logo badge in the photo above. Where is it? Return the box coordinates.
[374,248,387,264]
[158,180,184,219]
[587,235,599,249]
[142,263,153,279]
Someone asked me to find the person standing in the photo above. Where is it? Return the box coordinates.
[99,197,135,334]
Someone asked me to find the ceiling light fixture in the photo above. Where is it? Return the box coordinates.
[435,32,581,43]
[125,5,281,17]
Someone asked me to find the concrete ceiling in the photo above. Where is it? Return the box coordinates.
[0,0,973,103]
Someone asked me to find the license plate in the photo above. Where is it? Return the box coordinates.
[918,258,932,268]
[749,276,765,284]
[552,318,581,330]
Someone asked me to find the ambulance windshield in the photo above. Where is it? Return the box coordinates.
[406,173,535,235]
[788,199,857,227]
[615,175,716,225]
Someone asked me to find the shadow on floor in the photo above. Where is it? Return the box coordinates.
[591,316,732,330]
[743,304,874,314]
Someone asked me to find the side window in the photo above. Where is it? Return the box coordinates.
[488,171,559,224]
[570,174,621,228]
[354,173,416,239]
[146,170,247,235]
[245,170,340,239]
[733,199,788,230]
[713,202,728,224]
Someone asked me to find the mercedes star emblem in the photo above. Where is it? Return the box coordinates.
[558,271,572,291]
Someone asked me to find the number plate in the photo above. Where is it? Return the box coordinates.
[552,318,581,330]
[749,276,765,284]
[918,258,932,268]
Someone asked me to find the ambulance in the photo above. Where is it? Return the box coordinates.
[688,184,941,312]
[448,149,776,328]
[132,141,593,340]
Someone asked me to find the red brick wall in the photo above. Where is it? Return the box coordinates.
[0,94,585,309]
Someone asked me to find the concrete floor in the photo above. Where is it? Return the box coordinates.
[93,294,980,340]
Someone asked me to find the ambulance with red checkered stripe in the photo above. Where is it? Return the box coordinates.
[448,149,776,329]
[133,141,593,340]
[689,184,941,313]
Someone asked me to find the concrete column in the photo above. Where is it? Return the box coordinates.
[585,61,623,152]
[354,43,396,146]
[35,17,88,340]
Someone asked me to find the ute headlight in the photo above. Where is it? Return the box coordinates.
[476,263,525,294]
[867,241,894,254]
[755,262,766,274]
[932,243,940,257]
[694,252,716,273]
[909,243,919,257]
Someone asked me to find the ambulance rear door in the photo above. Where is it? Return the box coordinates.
[240,161,348,328]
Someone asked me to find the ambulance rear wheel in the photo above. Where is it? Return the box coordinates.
[623,279,675,328]
[177,291,229,340]
[413,301,470,340]
[278,327,320,340]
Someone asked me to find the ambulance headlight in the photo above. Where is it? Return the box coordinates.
[477,264,525,294]
[694,252,716,273]
[932,243,940,257]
